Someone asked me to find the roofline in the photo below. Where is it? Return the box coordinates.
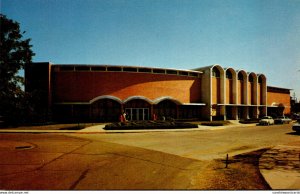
[52,64,203,74]
[267,85,293,90]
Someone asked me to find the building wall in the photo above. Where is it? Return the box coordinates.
[25,63,291,122]
[237,80,244,104]
[52,71,202,104]
[211,77,221,104]
[225,79,233,104]
[267,90,291,115]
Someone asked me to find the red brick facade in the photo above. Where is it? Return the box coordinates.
[25,63,291,122]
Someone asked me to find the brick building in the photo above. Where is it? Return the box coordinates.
[25,62,291,122]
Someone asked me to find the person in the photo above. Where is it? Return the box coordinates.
[153,113,157,121]
[122,111,127,122]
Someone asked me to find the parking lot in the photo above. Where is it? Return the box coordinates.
[0,123,299,190]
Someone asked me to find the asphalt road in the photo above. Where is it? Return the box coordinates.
[69,123,299,160]
[0,123,298,190]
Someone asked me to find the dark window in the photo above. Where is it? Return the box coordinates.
[153,69,166,74]
[75,66,90,71]
[212,67,220,77]
[60,66,74,71]
[138,68,152,73]
[258,76,263,83]
[166,70,178,75]
[248,74,254,82]
[179,71,188,76]
[91,66,106,71]
[123,67,138,72]
[189,72,198,77]
[238,72,244,80]
[107,66,122,72]
[226,70,232,79]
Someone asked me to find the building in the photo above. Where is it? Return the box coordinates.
[25,62,291,122]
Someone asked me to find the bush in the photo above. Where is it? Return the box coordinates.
[239,119,260,124]
[200,120,230,126]
[104,120,198,130]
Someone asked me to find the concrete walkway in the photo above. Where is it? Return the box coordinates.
[259,145,300,190]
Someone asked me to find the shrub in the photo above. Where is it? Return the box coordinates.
[200,120,230,126]
[104,120,198,130]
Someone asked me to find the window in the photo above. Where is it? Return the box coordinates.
[123,67,138,72]
[248,74,254,82]
[166,70,178,75]
[258,76,263,83]
[238,72,244,80]
[212,67,220,77]
[60,66,74,71]
[153,69,165,74]
[188,72,198,77]
[138,68,152,73]
[91,66,106,71]
[107,66,122,72]
[226,70,232,79]
[75,66,90,71]
[179,71,188,76]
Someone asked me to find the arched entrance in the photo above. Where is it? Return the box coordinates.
[124,99,151,121]
[155,100,177,119]
[91,98,122,121]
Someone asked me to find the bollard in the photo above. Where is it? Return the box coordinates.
[225,154,229,168]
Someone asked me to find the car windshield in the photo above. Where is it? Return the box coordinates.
[262,116,270,119]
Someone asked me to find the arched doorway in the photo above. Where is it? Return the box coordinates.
[91,98,122,121]
[124,99,151,121]
[155,100,177,119]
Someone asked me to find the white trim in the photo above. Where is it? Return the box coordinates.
[183,103,206,106]
[89,95,123,104]
[123,96,153,104]
[153,96,183,105]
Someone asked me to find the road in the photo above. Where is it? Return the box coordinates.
[70,123,299,160]
[0,123,298,190]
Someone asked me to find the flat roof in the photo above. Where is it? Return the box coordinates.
[53,64,203,74]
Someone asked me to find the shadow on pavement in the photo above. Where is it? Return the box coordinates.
[285,132,300,136]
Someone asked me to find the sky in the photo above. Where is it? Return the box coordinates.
[2,0,300,99]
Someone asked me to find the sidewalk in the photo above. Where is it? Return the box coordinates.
[0,122,257,133]
[259,144,300,190]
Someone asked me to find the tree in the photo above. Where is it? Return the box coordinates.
[0,14,35,125]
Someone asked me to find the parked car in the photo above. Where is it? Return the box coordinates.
[259,116,274,125]
[274,116,292,124]
[292,120,300,133]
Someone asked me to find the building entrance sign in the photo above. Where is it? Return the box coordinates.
[125,108,149,121]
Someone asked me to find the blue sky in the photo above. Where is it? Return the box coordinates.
[2,0,300,99]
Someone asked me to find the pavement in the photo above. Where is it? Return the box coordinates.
[0,122,299,190]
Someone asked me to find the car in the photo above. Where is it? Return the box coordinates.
[259,116,274,125]
[274,116,292,124]
[292,121,300,133]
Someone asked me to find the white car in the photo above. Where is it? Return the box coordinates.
[274,116,292,124]
[259,116,274,125]
[292,121,300,133]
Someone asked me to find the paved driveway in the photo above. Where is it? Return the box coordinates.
[0,123,298,190]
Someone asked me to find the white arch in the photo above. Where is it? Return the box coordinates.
[153,96,183,105]
[236,69,247,79]
[123,96,153,104]
[89,95,123,104]
[211,64,225,75]
[224,67,237,78]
